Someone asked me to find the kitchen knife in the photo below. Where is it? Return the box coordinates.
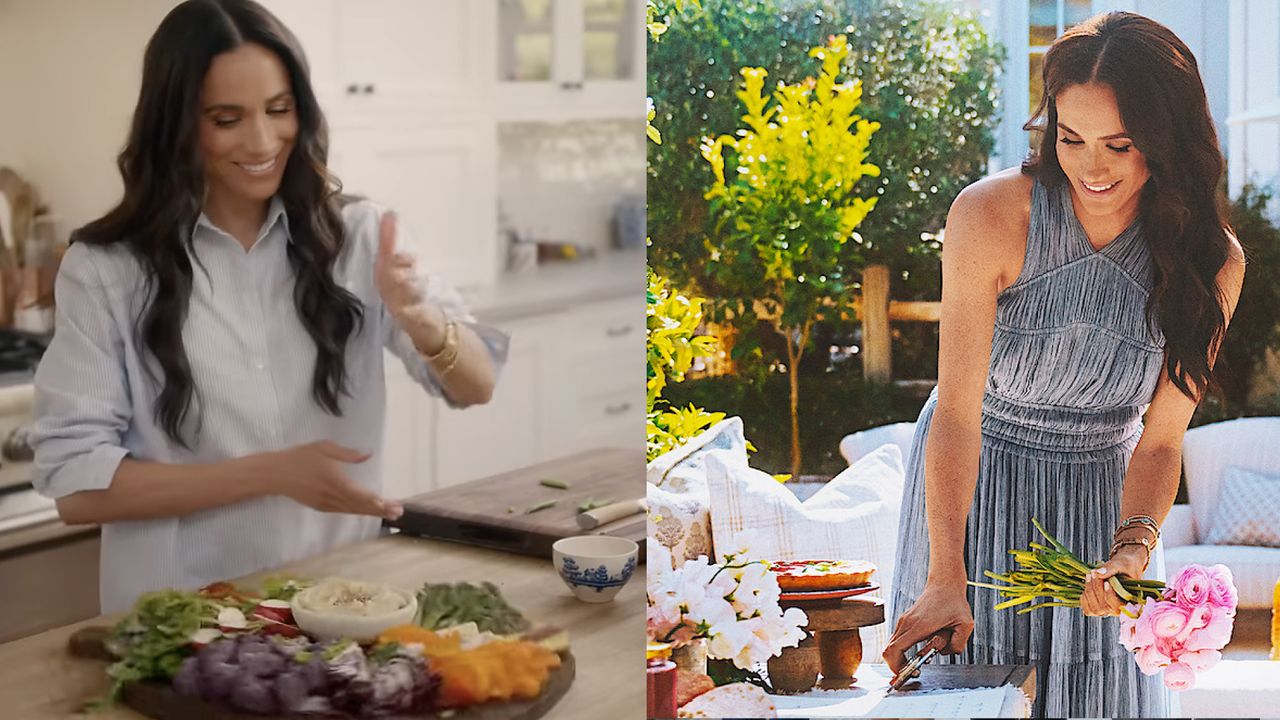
[577,498,646,529]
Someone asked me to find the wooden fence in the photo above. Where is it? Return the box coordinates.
[693,264,941,386]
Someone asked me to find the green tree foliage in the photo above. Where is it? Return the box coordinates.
[700,35,880,474]
[648,0,1004,306]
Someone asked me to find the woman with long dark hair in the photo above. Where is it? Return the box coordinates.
[883,12,1245,717]
[30,0,506,613]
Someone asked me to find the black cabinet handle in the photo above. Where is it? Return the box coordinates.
[363,84,375,94]
[605,325,633,338]
[346,84,359,95]
[605,402,631,416]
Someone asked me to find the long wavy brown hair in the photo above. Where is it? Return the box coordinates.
[1022,11,1235,401]
[73,0,362,448]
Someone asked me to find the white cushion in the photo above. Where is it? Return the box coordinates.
[704,444,906,661]
[1163,543,1280,609]
[1160,504,1196,549]
[1203,466,1280,547]
[1182,417,1280,540]
[839,422,917,467]
[646,417,750,566]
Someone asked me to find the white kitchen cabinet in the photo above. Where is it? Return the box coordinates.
[551,296,644,456]
[380,352,427,501]
[262,0,496,121]
[381,293,641,496]
[327,123,499,291]
[497,0,645,122]
[433,313,557,488]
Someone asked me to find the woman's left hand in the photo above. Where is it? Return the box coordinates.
[1081,545,1146,617]
[375,211,437,326]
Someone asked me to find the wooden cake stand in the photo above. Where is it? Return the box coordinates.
[767,590,885,694]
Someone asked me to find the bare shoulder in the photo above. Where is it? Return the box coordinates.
[1218,227,1247,302]
[1223,227,1246,268]
[944,168,1034,289]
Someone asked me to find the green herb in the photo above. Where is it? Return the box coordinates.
[322,640,359,662]
[507,507,515,514]
[98,590,222,705]
[577,497,617,513]
[293,650,314,664]
[260,575,313,602]
[414,582,530,635]
[538,478,570,490]
[368,641,403,663]
[524,500,556,514]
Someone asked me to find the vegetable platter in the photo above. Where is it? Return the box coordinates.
[66,577,574,720]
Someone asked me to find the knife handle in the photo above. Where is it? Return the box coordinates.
[577,499,644,529]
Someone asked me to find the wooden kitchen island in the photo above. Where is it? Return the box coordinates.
[0,531,643,719]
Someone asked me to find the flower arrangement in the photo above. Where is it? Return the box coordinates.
[646,540,807,670]
[972,519,1237,691]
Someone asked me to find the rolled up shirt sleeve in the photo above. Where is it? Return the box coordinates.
[30,244,132,499]
[376,211,510,408]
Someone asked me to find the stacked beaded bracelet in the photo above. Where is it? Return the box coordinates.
[1115,514,1161,544]
[425,319,461,377]
[1110,536,1153,573]
[1110,514,1160,573]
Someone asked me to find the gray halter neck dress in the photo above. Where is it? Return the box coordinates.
[888,174,1179,718]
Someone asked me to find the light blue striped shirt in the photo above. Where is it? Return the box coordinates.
[31,197,508,613]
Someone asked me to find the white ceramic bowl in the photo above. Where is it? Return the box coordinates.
[290,581,418,642]
[552,535,639,603]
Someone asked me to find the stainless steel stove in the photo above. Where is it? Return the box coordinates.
[0,329,50,533]
[0,384,49,534]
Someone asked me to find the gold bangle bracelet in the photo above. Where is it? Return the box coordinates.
[1113,524,1158,546]
[425,319,457,362]
[1117,515,1161,539]
[1109,539,1152,574]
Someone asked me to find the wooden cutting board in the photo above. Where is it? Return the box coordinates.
[390,448,645,561]
[68,626,575,720]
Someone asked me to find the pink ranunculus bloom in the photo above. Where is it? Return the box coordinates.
[1179,647,1222,673]
[1175,604,1213,643]
[1183,603,1234,651]
[1162,661,1197,691]
[1205,564,1239,611]
[1135,642,1172,676]
[1169,565,1213,608]
[1148,601,1189,639]
[1119,598,1158,651]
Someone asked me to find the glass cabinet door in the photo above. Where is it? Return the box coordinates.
[498,0,556,82]
[581,0,637,82]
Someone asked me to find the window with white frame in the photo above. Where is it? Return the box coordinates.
[1028,0,1094,114]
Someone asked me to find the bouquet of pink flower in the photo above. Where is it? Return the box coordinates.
[971,519,1237,691]
[1118,564,1237,690]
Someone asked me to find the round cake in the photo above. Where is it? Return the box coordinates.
[770,560,877,592]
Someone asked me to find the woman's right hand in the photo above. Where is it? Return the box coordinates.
[258,441,403,521]
[882,577,975,675]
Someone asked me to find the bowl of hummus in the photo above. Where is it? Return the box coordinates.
[290,578,418,642]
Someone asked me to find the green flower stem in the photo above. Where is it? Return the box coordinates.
[968,517,1170,616]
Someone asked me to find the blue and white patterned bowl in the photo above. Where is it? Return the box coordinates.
[552,535,638,603]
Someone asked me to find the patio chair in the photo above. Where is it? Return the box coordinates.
[1162,416,1280,610]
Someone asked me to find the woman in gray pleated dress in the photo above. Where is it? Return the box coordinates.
[882,12,1246,719]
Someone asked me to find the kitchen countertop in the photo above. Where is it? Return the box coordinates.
[0,531,643,719]
[464,249,645,323]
